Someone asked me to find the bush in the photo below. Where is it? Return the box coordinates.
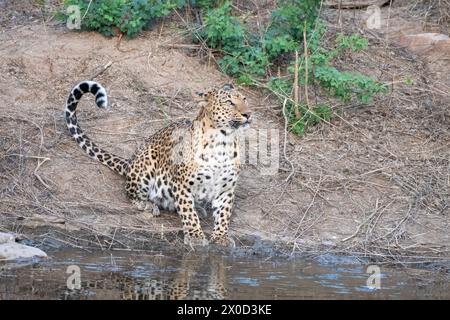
[196,1,387,135]
[63,0,186,38]
[264,0,319,58]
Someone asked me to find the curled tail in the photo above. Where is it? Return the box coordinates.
[65,81,129,176]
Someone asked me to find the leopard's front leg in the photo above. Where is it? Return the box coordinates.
[174,184,208,246]
[210,188,236,246]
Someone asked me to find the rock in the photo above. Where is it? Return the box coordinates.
[399,33,450,54]
[399,33,450,89]
[0,242,47,261]
[325,0,390,9]
[0,232,47,261]
[0,232,15,244]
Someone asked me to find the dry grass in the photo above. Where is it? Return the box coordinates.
[229,0,450,264]
[407,0,450,33]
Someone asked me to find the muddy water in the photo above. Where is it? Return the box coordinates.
[0,248,449,300]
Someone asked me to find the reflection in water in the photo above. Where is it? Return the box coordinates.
[0,249,449,300]
[1,253,230,300]
[78,256,228,300]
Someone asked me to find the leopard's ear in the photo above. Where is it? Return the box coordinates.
[192,88,216,102]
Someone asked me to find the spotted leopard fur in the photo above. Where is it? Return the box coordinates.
[65,81,251,246]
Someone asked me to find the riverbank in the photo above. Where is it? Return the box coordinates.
[0,0,448,266]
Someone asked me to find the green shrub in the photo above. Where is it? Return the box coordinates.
[306,31,388,103]
[200,1,244,51]
[63,0,186,38]
[193,0,387,135]
[264,0,320,58]
[189,0,222,11]
[199,0,320,80]
[288,104,332,136]
[314,66,387,103]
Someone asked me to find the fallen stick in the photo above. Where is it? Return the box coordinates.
[160,43,202,50]
[90,61,113,80]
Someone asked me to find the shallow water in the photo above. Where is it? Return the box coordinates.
[0,248,449,300]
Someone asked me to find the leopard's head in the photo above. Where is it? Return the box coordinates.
[195,84,252,130]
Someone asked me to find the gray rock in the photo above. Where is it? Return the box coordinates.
[0,232,15,244]
[0,232,47,261]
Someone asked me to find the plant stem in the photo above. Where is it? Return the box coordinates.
[303,23,310,109]
[294,50,300,119]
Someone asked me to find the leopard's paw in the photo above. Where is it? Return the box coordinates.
[210,234,235,247]
[184,231,209,247]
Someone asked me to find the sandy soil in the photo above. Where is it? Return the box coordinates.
[0,0,448,264]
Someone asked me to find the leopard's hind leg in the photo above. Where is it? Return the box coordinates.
[126,166,161,217]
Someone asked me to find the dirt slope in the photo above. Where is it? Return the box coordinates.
[0,0,448,263]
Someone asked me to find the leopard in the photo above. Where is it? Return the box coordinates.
[62,255,227,300]
[120,256,227,300]
[64,81,251,247]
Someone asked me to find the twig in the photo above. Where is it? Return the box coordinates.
[89,61,113,80]
[160,43,202,50]
[303,23,310,109]
[34,158,51,189]
[147,51,164,77]
[173,9,224,76]
[293,50,300,119]
[158,19,165,40]
[293,176,323,241]
[342,198,381,242]
[108,227,118,250]
[385,0,393,47]
[116,32,124,51]
[253,79,336,128]
[81,0,93,20]
[281,98,295,182]
[338,0,343,30]
[5,154,50,161]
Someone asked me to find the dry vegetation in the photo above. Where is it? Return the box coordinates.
[0,0,449,265]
